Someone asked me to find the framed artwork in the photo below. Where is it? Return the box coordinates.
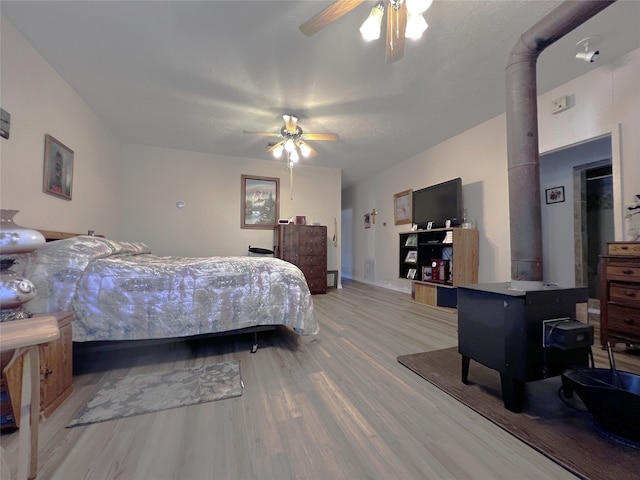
[327,270,339,289]
[545,186,565,204]
[405,234,417,247]
[43,134,74,200]
[406,268,417,279]
[241,175,279,229]
[394,189,412,225]
[404,251,417,263]
[364,213,371,229]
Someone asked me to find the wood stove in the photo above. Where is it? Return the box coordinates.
[458,282,589,412]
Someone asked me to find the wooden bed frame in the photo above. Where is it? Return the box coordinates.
[33,229,276,353]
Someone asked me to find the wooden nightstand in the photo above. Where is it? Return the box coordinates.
[1,311,73,427]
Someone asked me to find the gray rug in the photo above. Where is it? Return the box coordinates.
[68,360,242,427]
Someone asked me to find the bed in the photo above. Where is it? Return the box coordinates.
[12,233,318,348]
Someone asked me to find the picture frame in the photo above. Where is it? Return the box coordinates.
[327,270,339,289]
[364,213,371,229]
[405,250,417,263]
[545,186,565,204]
[43,134,74,200]
[405,234,417,247]
[422,265,432,281]
[406,268,417,279]
[241,174,279,229]
[394,189,412,225]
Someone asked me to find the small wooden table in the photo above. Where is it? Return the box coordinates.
[0,316,59,480]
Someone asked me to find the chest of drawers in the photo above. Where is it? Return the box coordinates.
[599,243,640,348]
[275,225,327,294]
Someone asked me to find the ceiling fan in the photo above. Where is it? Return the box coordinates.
[243,114,338,165]
[299,0,433,64]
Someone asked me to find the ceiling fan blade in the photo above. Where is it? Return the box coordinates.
[243,130,281,137]
[385,1,407,64]
[283,114,298,133]
[303,133,339,141]
[299,0,366,36]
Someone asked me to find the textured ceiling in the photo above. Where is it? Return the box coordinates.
[2,1,639,189]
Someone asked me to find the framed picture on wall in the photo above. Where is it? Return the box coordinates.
[241,175,280,229]
[43,134,74,200]
[394,189,412,225]
[545,186,565,204]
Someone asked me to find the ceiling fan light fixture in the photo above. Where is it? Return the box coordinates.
[290,149,300,163]
[405,12,428,40]
[360,2,385,41]
[406,0,433,15]
[284,138,296,153]
[272,143,285,158]
[299,142,312,158]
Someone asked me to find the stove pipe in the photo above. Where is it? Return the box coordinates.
[506,0,615,291]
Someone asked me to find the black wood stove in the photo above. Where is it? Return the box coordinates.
[458,282,590,412]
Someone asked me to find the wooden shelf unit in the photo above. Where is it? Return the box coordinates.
[399,228,479,308]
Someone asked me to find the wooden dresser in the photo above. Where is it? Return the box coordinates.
[1,311,73,428]
[599,242,640,349]
[275,224,327,294]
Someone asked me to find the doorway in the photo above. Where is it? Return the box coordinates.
[575,161,615,299]
[539,135,613,298]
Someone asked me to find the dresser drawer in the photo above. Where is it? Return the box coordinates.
[609,283,640,308]
[605,264,640,283]
[607,304,640,338]
[296,255,326,267]
[608,242,640,256]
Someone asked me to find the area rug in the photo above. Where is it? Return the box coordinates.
[68,360,242,427]
[397,347,640,480]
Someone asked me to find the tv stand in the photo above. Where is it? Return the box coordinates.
[399,227,478,308]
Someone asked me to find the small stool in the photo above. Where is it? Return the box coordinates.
[0,316,59,480]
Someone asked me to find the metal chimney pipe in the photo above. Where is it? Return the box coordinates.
[506,0,615,290]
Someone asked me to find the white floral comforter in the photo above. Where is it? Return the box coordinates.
[15,236,318,341]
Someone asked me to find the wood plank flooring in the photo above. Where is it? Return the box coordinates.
[1,279,638,480]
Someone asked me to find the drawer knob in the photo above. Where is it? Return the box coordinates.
[624,290,637,298]
[44,367,53,378]
[623,318,635,325]
[622,269,634,275]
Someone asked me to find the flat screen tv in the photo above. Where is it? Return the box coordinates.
[412,177,462,229]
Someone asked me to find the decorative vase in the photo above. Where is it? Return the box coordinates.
[0,209,45,254]
[0,209,45,321]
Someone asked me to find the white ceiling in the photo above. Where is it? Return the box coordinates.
[2,1,639,189]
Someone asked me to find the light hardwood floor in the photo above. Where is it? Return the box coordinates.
[2,279,638,480]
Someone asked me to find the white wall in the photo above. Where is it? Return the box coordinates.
[343,48,640,292]
[1,16,342,280]
[118,144,342,275]
[0,16,123,235]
